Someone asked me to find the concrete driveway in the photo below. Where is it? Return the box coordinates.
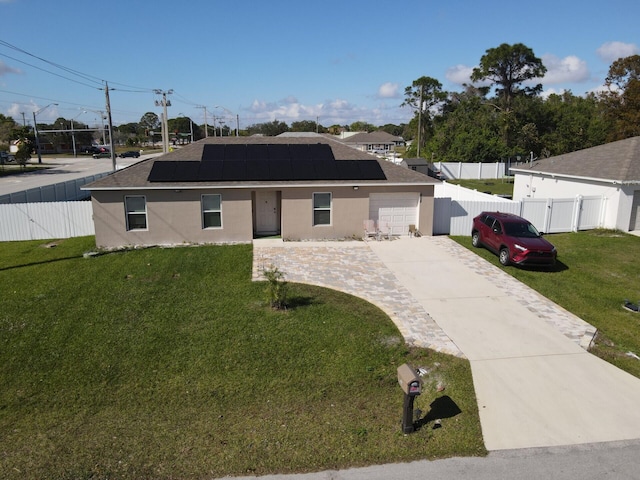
[253,236,640,451]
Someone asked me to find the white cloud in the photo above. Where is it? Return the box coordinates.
[377,82,399,98]
[596,41,639,63]
[245,96,385,126]
[446,64,475,85]
[541,54,590,85]
[0,60,21,76]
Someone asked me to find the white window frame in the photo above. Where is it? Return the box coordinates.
[202,194,223,229]
[124,195,148,231]
[312,192,332,226]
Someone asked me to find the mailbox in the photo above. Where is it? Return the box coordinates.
[397,363,422,396]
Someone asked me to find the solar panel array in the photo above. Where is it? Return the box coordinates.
[148,143,387,182]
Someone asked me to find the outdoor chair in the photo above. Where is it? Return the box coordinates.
[377,221,392,240]
[363,219,378,241]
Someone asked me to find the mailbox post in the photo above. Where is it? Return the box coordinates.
[397,363,422,434]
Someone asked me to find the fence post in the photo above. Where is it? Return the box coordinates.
[544,198,553,233]
[572,195,583,232]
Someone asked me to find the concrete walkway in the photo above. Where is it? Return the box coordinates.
[252,236,640,451]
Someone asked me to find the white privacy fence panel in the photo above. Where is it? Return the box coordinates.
[433,198,520,235]
[0,201,95,241]
[0,173,109,204]
[435,162,510,180]
[435,194,606,235]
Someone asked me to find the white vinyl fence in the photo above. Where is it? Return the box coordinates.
[433,161,531,180]
[0,173,109,204]
[433,195,606,235]
[0,201,94,241]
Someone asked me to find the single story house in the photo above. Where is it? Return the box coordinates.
[400,158,443,179]
[340,131,404,154]
[511,136,640,232]
[84,136,438,249]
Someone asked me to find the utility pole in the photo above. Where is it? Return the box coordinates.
[20,112,26,126]
[417,85,423,158]
[154,89,173,153]
[196,105,208,138]
[104,82,117,171]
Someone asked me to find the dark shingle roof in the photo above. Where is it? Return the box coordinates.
[86,136,435,190]
[511,136,640,183]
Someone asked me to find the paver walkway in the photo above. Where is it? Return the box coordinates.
[252,236,595,354]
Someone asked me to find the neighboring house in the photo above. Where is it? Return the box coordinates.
[340,131,404,154]
[511,136,640,232]
[400,158,443,179]
[84,136,438,249]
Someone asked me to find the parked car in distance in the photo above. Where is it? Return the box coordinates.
[92,151,112,159]
[471,211,557,267]
[0,151,15,163]
[119,150,140,158]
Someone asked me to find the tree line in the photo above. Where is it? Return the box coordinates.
[1,43,638,162]
[402,43,640,162]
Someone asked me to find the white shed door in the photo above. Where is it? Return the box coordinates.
[369,193,419,235]
[630,190,640,231]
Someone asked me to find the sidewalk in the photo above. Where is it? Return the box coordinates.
[253,236,640,451]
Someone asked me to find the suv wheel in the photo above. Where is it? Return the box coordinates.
[471,231,481,248]
[499,247,510,266]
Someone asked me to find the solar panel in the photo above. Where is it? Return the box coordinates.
[269,158,293,180]
[174,161,201,181]
[246,144,269,160]
[246,158,271,180]
[291,157,316,180]
[357,160,387,180]
[149,143,386,182]
[288,144,310,161]
[202,144,226,162]
[198,160,224,181]
[222,159,247,180]
[268,144,291,161]
[148,161,177,181]
[225,144,247,161]
[312,143,335,161]
[335,160,361,180]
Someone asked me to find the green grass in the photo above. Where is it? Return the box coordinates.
[0,237,485,479]
[451,230,640,378]
[446,178,514,197]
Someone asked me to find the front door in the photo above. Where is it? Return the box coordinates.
[255,190,280,236]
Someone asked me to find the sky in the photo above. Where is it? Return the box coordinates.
[0,0,638,131]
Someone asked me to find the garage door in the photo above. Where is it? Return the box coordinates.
[369,193,419,235]
[630,190,640,231]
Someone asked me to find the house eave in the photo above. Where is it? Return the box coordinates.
[510,168,639,185]
[82,181,435,192]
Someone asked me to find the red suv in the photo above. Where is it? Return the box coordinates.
[471,212,557,267]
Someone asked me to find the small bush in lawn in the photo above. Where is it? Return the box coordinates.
[262,264,288,309]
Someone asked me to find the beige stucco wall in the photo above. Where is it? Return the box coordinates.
[281,185,434,240]
[92,189,253,248]
[91,184,434,248]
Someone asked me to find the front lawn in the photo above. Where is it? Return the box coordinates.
[452,230,640,378]
[0,237,484,479]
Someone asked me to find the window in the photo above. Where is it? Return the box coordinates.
[125,195,147,231]
[313,192,331,226]
[202,194,222,228]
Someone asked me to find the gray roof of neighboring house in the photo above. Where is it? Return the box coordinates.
[511,136,640,183]
[86,136,436,190]
[401,158,429,166]
[341,131,403,144]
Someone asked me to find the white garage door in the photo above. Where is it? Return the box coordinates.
[369,192,419,235]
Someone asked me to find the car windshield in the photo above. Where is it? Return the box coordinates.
[503,221,540,238]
